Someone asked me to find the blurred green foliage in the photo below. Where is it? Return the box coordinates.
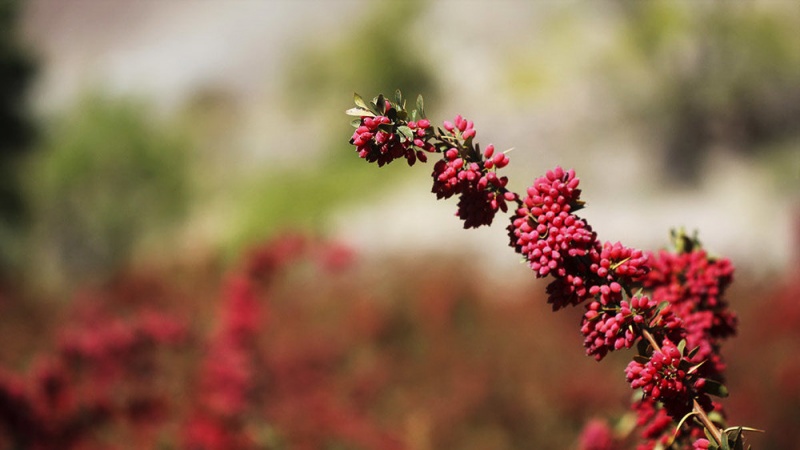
[226,141,419,257]
[26,94,190,287]
[0,0,37,274]
[225,0,438,255]
[615,3,800,184]
[284,0,437,111]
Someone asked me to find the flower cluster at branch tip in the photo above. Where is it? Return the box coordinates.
[348,93,516,229]
[349,95,435,167]
[347,91,752,450]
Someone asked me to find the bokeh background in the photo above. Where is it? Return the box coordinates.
[1,1,799,449]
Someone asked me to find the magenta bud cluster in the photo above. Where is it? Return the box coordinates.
[508,167,595,277]
[349,100,435,167]
[580,295,682,361]
[348,96,516,229]
[431,142,515,228]
[625,338,712,420]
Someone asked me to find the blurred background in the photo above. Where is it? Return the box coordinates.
[0,1,798,449]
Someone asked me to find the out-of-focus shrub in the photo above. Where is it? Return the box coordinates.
[0,0,37,274]
[283,0,437,116]
[224,0,439,257]
[0,231,792,449]
[25,94,190,288]
[613,2,800,184]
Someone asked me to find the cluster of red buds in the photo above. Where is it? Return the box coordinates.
[348,92,516,228]
[347,91,759,450]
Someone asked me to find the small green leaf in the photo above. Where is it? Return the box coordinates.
[633,355,650,364]
[704,426,716,444]
[704,379,729,398]
[720,429,730,450]
[397,126,413,141]
[374,94,386,113]
[654,301,670,315]
[350,118,362,127]
[386,106,398,122]
[687,345,701,359]
[637,337,651,356]
[708,411,726,424]
[677,339,687,356]
[346,107,375,117]
[727,427,744,450]
[669,411,700,445]
[416,94,425,118]
[687,360,706,375]
[353,93,369,110]
[394,89,404,109]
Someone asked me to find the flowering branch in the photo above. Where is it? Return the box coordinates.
[346,90,759,450]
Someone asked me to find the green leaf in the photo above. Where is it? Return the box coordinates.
[704,427,718,447]
[703,379,730,398]
[686,345,701,360]
[394,89,404,109]
[386,106,398,122]
[720,428,730,450]
[708,411,726,424]
[345,107,375,117]
[687,360,706,375]
[637,337,651,356]
[397,125,413,141]
[416,94,425,118]
[353,92,369,110]
[668,411,700,446]
[727,427,744,450]
[654,301,670,315]
[350,118,362,128]
[677,339,687,356]
[374,94,386,114]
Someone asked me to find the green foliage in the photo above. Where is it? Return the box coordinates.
[283,0,437,111]
[614,3,800,184]
[224,140,413,257]
[0,0,37,273]
[26,94,190,286]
